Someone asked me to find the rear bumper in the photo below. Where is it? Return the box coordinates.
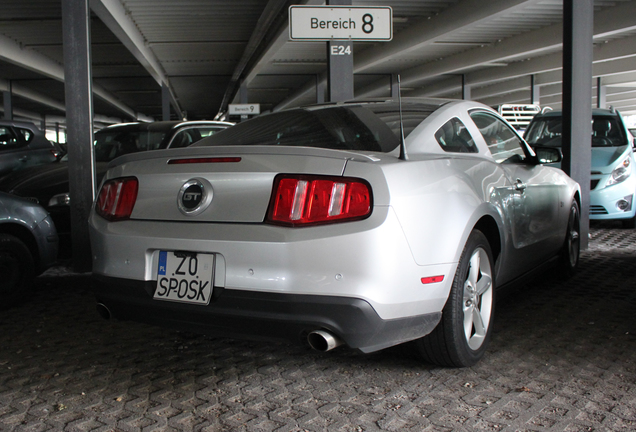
[93,274,441,353]
[89,208,455,321]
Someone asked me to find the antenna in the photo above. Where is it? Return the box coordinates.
[397,75,408,161]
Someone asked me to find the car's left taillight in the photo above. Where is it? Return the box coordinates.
[266,174,372,226]
[95,177,138,221]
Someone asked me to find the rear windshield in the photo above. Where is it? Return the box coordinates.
[525,115,628,148]
[195,104,435,153]
[94,129,167,162]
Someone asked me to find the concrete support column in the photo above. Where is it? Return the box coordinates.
[162,82,170,121]
[461,74,471,100]
[327,0,353,102]
[390,74,399,98]
[62,0,95,272]
[239,81,248,121]
[316,75,325,104]
[3,81,12,120]
[530,75,540,105]
[562,0,593,249]
[596,77,606,109]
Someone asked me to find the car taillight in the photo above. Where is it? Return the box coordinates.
[267,175,372,226]
[95,177,138,221]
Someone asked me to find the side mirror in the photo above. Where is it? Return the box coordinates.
[535,147,562,164]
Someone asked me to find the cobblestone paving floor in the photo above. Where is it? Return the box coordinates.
[1,222,635,431]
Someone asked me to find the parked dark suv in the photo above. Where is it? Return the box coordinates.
[0,120,233,257]
[0,120,59,177]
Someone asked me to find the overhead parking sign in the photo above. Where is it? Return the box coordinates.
[228,104,260,115]
[289,6,392,41]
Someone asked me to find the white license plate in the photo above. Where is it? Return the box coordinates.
[154,251,215,305]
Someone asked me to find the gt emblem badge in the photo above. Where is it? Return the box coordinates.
[182,186,202,209]
[177,179,212,215]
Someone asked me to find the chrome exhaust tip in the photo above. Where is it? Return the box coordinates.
[96,303,111,320]
[307,330,343,352]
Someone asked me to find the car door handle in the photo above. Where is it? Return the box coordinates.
[18,156,28,162]
[514,179,527,191]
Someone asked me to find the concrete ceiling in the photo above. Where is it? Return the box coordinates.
[1,0,636,131]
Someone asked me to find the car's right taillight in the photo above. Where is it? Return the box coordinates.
[95,177,138,221]
[266,174,372,226]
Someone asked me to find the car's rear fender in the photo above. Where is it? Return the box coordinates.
[344,156,508,268]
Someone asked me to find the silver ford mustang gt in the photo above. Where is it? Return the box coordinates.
[89,98,581,367]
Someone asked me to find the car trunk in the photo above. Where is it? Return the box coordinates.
[106,146,376,223]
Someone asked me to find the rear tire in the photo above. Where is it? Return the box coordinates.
[557,200,580,278]
[415,230,495,367]
[0,234,35,310]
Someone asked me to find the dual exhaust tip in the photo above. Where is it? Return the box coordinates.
[96,303,343,353]
[307,329,343,352]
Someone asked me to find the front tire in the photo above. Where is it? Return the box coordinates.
[0,234,35,310]
[558,200,580,278]
[415,230,495,367]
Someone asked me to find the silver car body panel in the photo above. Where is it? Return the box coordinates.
[0,192,58,271]
[89,99,580,348]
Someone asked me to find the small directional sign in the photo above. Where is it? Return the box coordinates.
[289,6,392,41]
[228,104,260,115]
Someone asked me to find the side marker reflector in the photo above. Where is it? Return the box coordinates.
[421,275,444,284]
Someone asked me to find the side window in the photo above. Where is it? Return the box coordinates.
[0,127,21,151]
[17,127,33,142]
[169,130,195,149]
[470,111,527,163]
[435,117,477,153]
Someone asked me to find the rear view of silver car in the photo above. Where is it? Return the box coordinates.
[89,99,580,367]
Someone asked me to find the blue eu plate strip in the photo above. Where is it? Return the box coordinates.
[158,251,167,275]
